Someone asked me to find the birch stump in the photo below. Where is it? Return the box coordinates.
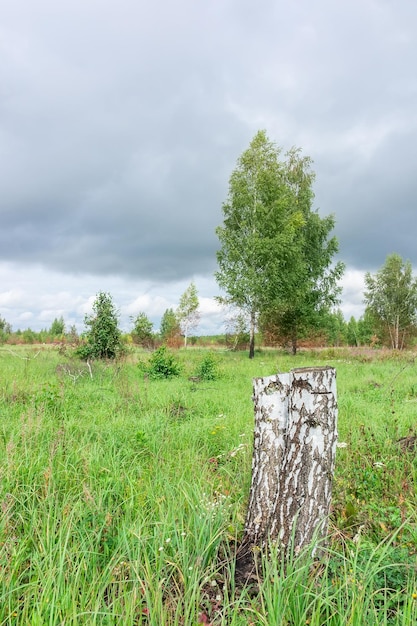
[239,366,337,573]
[243,373,290,546]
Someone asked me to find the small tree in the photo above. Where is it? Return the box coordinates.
[50,316,65,338]
[347,309,378,347]
[194,352,220,381]
[346,316,359,346]
[22,328,37,344]
[358,309,380,346]
[0,315,12,344]
[324,309,348,347]
[160,308,181,346]
[131,312,154,348]
[364,253,417,349]
[77,292,123,359]
[176,282,200,348]
[67,325,79,343]
[143,345,181,379]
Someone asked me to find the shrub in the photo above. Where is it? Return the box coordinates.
[143,345,181,380]
[195,352,220,381]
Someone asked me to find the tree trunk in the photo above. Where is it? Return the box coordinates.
[244,373,290,544]
[395,315,399,350]
[249,310,256,359]
[291,328,297,355]
[271,367,338,556]
[242,366,338,559]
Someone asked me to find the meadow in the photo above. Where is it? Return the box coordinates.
[0,345,416,625]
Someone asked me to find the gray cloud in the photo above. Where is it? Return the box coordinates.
[1,0,417,331]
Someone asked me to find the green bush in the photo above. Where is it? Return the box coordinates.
[143,345,181,379]
[76,292,124,360]
[195,352,220,381]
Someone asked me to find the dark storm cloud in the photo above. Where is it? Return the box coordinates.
[314,123,417,270]
[0,0,243,279]
[1,0,417,289]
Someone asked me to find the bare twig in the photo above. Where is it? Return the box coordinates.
[86,360,93,379]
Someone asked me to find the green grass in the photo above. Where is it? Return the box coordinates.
[0,345,416,624]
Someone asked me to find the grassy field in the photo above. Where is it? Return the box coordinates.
[0,345,416,625]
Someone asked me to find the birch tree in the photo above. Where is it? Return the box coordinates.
[215,131,343,358]
[215,131,297,358]
[176,282,200,348]
[260,206,344,354]
[364,253,417,349]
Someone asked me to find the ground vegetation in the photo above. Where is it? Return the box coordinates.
[0,345,416,623]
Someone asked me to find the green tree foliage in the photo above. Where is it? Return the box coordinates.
[159,308,181,345]
[320,309,347,346]
[0,315,12,343]
[216,130,344,356]
[194,352,220,381]
[224,307,250,350]
[67,325,79,343]
[176,282,200,348]
[262,148,344,354]
[346,310,377,347]
[77,292,123,359]
[142,345,181,379]
[50,316,65,337]
[131,312,154,348]
[346,316,360,346]
[22,328,36,344]
[0,315,12,334]
[364,253,417,349]
[216,130,287,358]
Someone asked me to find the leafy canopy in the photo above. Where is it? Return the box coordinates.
[159,308,181,344]
[216,130,343,355]
[131,312,154,347]
[77,291,123,359]
[364,253,417,349]
[0,315,12,344]
[176,282,200,347]
[50,316,65,337]
[216,131,294,314]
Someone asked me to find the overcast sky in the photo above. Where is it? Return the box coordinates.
[1,0,416,335]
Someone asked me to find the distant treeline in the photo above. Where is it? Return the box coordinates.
[1,307,415,350]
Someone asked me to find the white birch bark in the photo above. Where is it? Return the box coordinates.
[244,373,290,544]
[243,366,338,557]
[273,367,338,555]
